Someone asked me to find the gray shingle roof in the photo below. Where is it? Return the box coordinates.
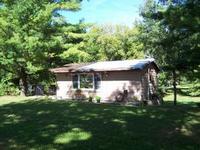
[78,59,156,72]
[51,59,159,73]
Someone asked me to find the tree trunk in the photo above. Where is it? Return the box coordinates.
[19,68,28,96]
[172,69,177,105]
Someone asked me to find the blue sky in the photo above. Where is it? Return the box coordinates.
[61,0,144,27]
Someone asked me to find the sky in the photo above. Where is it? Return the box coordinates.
[61,0,145,27]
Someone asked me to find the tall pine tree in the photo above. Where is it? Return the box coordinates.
[0,0,86,95]
[139,0,200,105]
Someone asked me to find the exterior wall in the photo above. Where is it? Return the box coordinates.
[56,74,72,99]
[99,71,142,102]
[55,70,144,102]
[56,73,95,99]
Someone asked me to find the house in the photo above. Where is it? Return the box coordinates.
[50,59,160,104]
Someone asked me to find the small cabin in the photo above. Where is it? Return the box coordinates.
[51,59,160,105]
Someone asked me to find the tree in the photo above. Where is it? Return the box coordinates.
[139,0,200,105]
[0,0,85,96]
[59,23,91,63]
[84,24,144,61]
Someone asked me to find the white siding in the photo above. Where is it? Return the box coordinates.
[98,71,142,101]
[56,74,72,99]
[56,70,143,101]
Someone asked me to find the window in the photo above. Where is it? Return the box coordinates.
[72,74,78,89]
[80,74,93,89]
[94,73,101,89]
[72,73,101,89]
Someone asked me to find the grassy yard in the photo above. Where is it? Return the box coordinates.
[0,96,200,150]
[164,94,200,104]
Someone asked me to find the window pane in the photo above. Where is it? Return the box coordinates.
[94,73,101,89]
[72,74,78,89]
[80,74,93,89]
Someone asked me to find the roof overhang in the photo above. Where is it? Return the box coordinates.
[50,59,160,74]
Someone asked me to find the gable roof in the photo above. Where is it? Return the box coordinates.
[50,63,90,73]
[50,59,159,73]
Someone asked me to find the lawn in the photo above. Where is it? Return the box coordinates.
[0,96,200,150]
[164,94,200,104]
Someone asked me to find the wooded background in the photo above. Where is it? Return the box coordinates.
[0,0,199,104]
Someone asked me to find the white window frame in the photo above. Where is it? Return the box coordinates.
[79,73,94,90]
[72,73,101,90]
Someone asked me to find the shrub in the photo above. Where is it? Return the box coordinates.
[187,83,200,97]
[0,82,20,96]
[95,96,101,103]
[88,96,93,102]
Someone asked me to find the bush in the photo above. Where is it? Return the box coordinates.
[95,96,101,103]
[88,96,93,102]
[181,83,200,97]
[0,82,20,96]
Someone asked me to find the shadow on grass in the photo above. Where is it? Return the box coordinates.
[0,99,200,150]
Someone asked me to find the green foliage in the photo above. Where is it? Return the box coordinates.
[139,0,200,75]
[88,96,93,102]
[84,24,144,61]
[0,80,20,96]
[179,80,200,97]
[139,0,200,104]
[0,0,147,96]
[60,46,90,62]
[0,72,20,96]
[95,96,101,103]
[189,84,200,97]
[1,0,198,99]
[0,0,85,95]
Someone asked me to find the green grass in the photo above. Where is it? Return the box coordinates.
[0,96,200,150]
[164,94,200,104]
[0,96,29,105]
